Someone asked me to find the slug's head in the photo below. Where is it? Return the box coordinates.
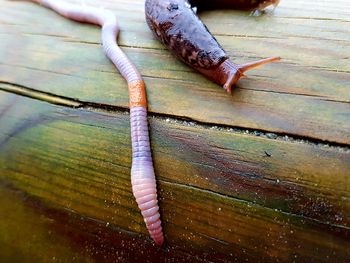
[251,0,281,16]
[213,57,281,93]
[256,0,281,10]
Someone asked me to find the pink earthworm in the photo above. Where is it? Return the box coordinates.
[28,0,164,246]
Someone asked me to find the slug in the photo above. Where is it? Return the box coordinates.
[27,0,164,246]
[145,0,281,92]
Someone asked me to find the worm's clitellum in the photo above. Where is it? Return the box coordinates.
[145,0,281,92]
[28,0,164,245]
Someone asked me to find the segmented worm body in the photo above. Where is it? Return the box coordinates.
[145,0,281,92]
[29,0,164,246]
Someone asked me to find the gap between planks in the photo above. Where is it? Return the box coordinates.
[0,80,349,152]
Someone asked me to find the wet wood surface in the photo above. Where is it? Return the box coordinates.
[0,0,349,262]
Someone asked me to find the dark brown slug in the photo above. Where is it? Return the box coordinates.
[145,0,281,92]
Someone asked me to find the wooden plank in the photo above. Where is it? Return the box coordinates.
[0,182,207,262]
[0,91,349,262]
[0,0,349,144]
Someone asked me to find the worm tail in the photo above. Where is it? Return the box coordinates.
[29,0,164,245]
[130,106,164,246]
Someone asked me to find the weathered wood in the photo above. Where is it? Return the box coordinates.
[0,182,208,262]
[0,0,349,144]
[0,92,349,262]
[0,0,349,261]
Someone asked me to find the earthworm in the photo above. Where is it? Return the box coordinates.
[28,0,164,246]
[145,0,281,92]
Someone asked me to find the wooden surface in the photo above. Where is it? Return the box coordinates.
[0,0,349,262]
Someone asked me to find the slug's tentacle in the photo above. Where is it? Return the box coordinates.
[29,0,164,246]
[238,57,282,73]
[222,56,281,93]
[145,0,281,92]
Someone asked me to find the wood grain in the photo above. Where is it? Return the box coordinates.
[0,0,349,144]
[0,92,349,262]
[0,0,349,261]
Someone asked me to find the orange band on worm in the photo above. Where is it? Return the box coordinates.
[128,80,147,108]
